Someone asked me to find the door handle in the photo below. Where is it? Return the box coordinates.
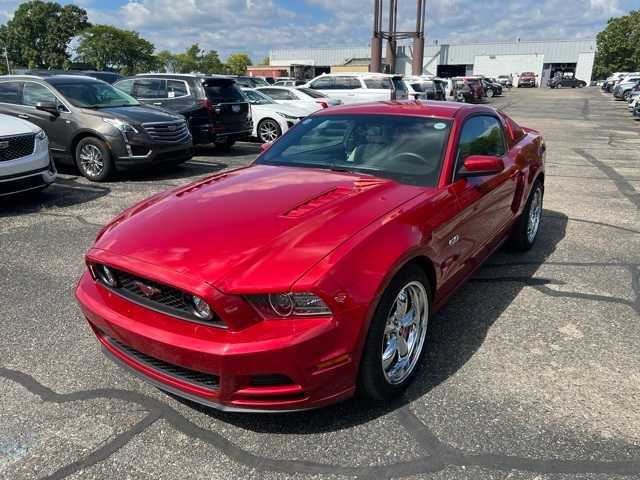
[153,102,163,106]
[18,114,30,119]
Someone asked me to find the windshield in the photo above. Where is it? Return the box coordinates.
[257,114,451,187]
[297,87,327,98]
[243,89,275,105]
[53,81,139,108]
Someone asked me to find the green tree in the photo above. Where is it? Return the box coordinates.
[155,50,178,73]
[199,50,224,74]
[1,1,89,69]
[173,44,224,74]
[594,10,640,78]
[225,53,252,75]
[260,56,270,66]
[174,44,201,73]
[77,25,155,74]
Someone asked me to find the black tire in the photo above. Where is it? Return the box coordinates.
[358,264,431,402]
[75,137,114,182]
[215,138,236,150]
[257,118,282,143]
[508,180,544,251]
[486,88,494,98]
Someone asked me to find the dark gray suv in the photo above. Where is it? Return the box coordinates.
[0,75,193,181]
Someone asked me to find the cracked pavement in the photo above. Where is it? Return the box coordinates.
[0,88,639,479]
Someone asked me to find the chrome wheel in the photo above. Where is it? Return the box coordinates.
[527,187,543,243]
[381,281,429,385]
[486,89,494,98]
[258,119,281,143]
[79,144,104,178]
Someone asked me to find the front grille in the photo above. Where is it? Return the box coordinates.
[142,121,190,144]
[0,173,45,195]
[97,266,224,327]
[104,335,220,390]
[0,134,35,161]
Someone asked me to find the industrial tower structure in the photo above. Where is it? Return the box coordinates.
[370,0,427,75]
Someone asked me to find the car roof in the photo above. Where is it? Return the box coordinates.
[312,100,495,119]
[1,74,103,84]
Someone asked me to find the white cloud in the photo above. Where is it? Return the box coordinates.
[0,0,635,61]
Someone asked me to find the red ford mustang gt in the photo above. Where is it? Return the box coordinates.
[76,101,545,412]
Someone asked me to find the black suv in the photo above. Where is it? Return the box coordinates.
[0,75,193,181]
[115,74,252,148]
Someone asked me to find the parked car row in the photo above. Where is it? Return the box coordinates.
[601,72,640,121]
[0,68,511,191]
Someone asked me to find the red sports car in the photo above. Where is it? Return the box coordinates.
[76,101,545,412]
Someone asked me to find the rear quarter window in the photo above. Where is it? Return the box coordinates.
[364,78,392,89]
[203,80,245,103]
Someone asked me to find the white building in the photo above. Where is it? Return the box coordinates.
[270,39,597,85]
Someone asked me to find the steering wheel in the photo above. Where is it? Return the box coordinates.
[390,152,437,174]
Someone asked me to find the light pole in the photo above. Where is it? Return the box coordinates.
[1,41,11,74]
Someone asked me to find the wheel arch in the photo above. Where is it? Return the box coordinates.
[71,130,113,161]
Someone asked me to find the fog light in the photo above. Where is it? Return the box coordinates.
[191,295,213,320]
[96,265,118,288]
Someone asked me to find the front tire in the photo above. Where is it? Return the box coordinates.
[358,265,431,402]
[508,180,544,251]
[486,88,494,98]
[75,137,114,182]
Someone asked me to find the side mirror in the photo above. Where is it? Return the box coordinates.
[36,101,60,117]
[459,155,504,177]
[259,142,272,153]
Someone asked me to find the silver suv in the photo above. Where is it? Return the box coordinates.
[0,113,56,196]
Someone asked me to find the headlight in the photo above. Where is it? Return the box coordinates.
[93,264,118,288]
[189,294,213,320]
[277,112,299,121]
[247,292,331,318]
[103,117,139,134]
[35,128,47,142]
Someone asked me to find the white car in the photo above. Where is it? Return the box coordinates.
[300,73,408,105]
[241,89,309,143]
[0,113,55,196]
[256,86,342,113]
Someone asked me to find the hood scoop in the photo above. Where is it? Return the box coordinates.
[283,177,387,218]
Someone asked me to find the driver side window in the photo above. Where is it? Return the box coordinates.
[22,82,58,107]
[456,115,506,166]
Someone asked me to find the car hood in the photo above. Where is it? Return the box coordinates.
[93,165,423,292]
[0,114,38,136]
[81,105,183,125]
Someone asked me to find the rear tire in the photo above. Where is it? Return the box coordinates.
[215,138,236,150]
[508,180,544,251]
[75,137,114,182]
[257,119,282,143]
[358,265,431,402]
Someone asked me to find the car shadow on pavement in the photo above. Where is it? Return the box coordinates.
[181,209,569,433]
[0,176,110,218]
[120,160,232,183]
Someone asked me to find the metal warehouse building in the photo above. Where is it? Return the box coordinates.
[269,39,596,85]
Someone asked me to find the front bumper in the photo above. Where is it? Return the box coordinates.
[76,272,358,412]
[0,143,56,196]
[111,136,194,171]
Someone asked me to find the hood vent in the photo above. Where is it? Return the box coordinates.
[283,178,387,218]
[176,174,228,198]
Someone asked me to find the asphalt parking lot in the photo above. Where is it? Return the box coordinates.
[1,87,639,480]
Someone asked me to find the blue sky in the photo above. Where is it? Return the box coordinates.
[2,0,639,61]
